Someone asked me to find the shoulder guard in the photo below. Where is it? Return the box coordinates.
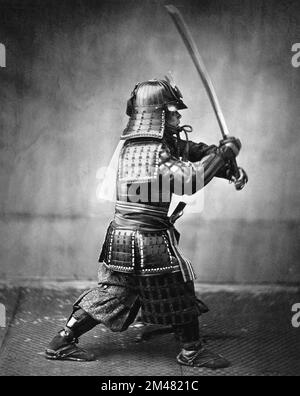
[118,140,163,183]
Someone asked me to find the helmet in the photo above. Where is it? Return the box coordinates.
[126,79,187,116]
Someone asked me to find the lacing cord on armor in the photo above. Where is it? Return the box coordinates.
[166,123,193,160]
[178,125,193,161]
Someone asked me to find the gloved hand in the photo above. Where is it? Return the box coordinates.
[216,161,248,190]
[219,136,241,161]
[233,166,248,190]
[225,165,248,190]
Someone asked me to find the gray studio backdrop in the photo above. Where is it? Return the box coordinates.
[0,0,299,284]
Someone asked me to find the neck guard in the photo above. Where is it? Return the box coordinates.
[121,108,165,140]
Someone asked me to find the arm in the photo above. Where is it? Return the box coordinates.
[175,137,217,162]
[180,138,243,181]
[158,144,226,196]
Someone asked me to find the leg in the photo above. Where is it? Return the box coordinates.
[45,264,140,361]
[45,291,139,362]
[45,308,99,361]
[174,320,230,369]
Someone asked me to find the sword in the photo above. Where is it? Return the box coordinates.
[165,4,242,186]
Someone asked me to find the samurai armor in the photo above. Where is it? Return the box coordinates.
[137,272,208,326]
[74,264,208,331]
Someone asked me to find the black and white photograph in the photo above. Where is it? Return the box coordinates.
[0,0,299,379]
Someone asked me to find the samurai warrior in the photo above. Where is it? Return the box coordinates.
[45,79,247,369]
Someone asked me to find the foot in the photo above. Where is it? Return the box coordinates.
[134,323,174,342]
[45,342,95,361]
[177,346,230,369]
[45,329,95,362]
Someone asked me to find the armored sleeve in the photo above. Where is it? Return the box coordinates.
[159,145,225,196]
[179,139,232,181]
[187,141,218,162]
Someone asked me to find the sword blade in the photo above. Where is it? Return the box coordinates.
[165,4,229,138]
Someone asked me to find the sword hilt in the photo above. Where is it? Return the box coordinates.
[231,158,241,180]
